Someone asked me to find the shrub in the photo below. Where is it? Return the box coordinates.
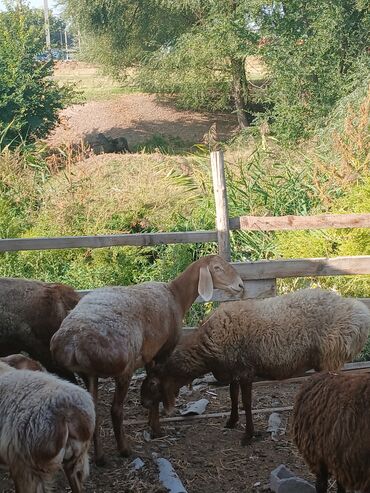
[0,1,74,147]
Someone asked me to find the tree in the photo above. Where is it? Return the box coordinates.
[62,0,261,128]
[260,0,370,141]
[0,1,74,147]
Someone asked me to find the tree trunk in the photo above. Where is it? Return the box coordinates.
[231,57,249,129]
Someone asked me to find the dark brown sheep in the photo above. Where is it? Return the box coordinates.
[0,277,81,381]
[293,371,370,493]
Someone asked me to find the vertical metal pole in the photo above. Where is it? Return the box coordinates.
[64,29,69,60]
[211,150,231,261]
[43,0,51,52]
[78,28,82,52]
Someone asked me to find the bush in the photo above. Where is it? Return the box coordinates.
[0,2,74,147]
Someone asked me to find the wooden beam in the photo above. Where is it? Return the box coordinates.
[230,213,370,231]
[0,231,217,252]
[79,279,277,303]
[233,256,370,280]
[211,150,231,261]
[125,362,370,426]
[123,406,293,426]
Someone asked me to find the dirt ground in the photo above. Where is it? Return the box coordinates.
[0,376,320,493]
[48,93,238,151]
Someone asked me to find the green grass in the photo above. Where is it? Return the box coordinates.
[53,62,139,102]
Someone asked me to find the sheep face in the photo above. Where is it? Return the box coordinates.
[202,257,244,302]
[140,373,179,416]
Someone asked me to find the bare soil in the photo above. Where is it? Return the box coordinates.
[47,92,238,151]
[0,377,318,493]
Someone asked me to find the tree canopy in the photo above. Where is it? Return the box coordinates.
[61,0,370,138]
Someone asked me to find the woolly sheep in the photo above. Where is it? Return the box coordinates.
[293,371,370,493]
[0,277,81,381]
[51,254,244,464]
[141,288,370,445]
[0,361,95,493]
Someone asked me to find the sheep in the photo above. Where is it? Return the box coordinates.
[0,360,95,493]
[141,288,370,446]
[0,353,45,371]
[50,254,244,464]
[292,371,370,493]
[0,277,81,381]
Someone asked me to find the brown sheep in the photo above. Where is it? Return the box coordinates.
[293,371,370,493]
[51,254,244,464]
[0,353,45,371]
[141,289,370,445]
[0,277,81,381]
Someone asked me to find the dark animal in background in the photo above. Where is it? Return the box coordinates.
[293,371,370,493]
[91,132,130,154]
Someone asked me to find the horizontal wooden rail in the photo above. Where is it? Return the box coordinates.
[0,231,217,252]
[126,362,370,426]
[230,213,370,231]
[233,256,370,280]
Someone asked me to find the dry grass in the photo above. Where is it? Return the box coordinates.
[53,61,137,102]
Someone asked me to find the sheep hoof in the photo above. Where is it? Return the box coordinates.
[151,430,164,439]
[225,418,238,429]
[240,435,253,446]
[95,455,107,467]
[118,445,132,458]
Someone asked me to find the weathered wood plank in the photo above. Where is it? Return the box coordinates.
[211,150,231,261]
[233,256,370,279]
[123,406,294,426]
[230,213,370,231]
[195,279,276,303]
[0,231,217,252]
[79,279,277,303]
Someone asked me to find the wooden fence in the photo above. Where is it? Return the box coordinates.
[1,150,369,306]
[1,150,369,378]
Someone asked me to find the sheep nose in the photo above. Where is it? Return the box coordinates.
[238,282,244,291]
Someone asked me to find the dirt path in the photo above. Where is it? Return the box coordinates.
[48,93,238,150]
[0,377,315,493]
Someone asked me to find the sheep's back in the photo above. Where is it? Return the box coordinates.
[204,289,370,378]
[0,278,80,350]
[51,282,182,376]
[293,372,370,491]
[0,370,94,470]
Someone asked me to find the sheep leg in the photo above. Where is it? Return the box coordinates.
[239,377,254,446]
[111,373,132,457]
[12,470,48,493]
[315,464,328,493]
[148,404,163,438]
[88,376,105,466]
[64,464,83,493]
[336,483,345,493]
[225,380,239,428]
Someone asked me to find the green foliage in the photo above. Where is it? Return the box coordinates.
[277,178,370,297]
[0,1,74,147]
[261,0,370,141]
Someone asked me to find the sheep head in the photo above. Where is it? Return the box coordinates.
[198,255,244,302]
[140,367,180,416]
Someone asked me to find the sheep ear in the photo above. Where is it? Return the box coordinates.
[198,265,213,301]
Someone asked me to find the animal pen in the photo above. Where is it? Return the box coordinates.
[0,150,369,421]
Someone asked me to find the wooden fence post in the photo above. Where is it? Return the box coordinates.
[211,150,231,261]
